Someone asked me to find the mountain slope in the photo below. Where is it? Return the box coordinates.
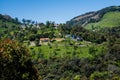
[85,11,120,29]
[0,14,21,32]
[67,6,120,29]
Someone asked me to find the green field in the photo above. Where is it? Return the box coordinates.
[85,11,120,30]
[29,41,106,60]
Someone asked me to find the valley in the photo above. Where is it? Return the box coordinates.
[0,6,120,80]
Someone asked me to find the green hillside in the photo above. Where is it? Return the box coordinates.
[0,15,20,32]
[85,11,120,30]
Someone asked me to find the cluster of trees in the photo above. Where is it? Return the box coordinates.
[70,26,106,44]
[0,14,62,43]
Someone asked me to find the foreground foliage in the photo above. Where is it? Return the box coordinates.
[0,39,40,80]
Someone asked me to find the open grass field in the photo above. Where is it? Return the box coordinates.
[29,41,107,59]
[85,11,120,30]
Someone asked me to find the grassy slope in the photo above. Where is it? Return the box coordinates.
[0,20,20,32]
[85,11,120,30]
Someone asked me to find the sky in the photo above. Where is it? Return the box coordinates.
[0,0,120,23]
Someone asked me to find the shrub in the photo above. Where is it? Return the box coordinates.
[0,39,40,80]
[90,71,108,80]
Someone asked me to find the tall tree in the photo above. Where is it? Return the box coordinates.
[46,21,50,28]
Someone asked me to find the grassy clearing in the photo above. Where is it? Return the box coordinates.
[29,41,106,59]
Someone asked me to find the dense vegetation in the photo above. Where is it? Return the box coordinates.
[0,39,40,80]
[32,26,120,79]
[0,6,120,80]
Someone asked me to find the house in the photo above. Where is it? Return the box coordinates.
[65,34,71,38]
[54,24,59,29]
[40,38,50,43]
[76,36,83,41]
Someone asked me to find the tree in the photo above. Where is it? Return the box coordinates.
[31,27,38,34]
[38,23,45,28]
[22,18,26,24]
[14,17,19,24]
[88,45,97,55]
[0,39,40,80]
[48,32,54,41]
[35,38,40,46]
[50,22,55,28]
[46,21,50,28]
[29,34,36,41]
[26,19,31,25]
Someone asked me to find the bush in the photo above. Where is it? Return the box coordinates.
[90,71,108,80]
[0,39,40,80]
[29,34,36,41]
[73,75,81,80]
